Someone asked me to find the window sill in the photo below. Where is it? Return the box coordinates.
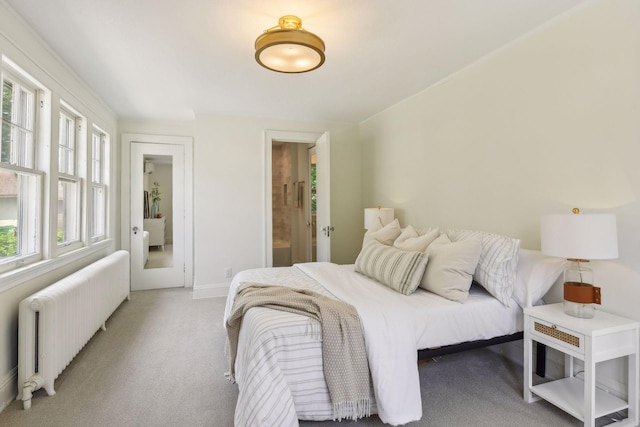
[0,239,115,294]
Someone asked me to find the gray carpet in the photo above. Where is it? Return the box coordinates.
[0,288,607,426]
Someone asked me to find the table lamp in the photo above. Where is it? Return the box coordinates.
[540,208,618,318]
[364,207,394,230]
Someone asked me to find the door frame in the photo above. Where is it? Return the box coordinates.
[121,133,194,287]
[264,130,329,267]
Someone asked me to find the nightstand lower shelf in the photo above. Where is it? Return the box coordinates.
[531,377,628,421]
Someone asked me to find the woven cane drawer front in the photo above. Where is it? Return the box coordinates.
[529,317,584,354]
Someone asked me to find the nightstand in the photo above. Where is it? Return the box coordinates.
[524,303,639,427]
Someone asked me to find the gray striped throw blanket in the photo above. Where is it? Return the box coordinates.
[225,282,372,421]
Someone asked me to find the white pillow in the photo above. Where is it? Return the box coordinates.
[355,240,429,295]
[446,229,521,306]
[511,249,567,309]
[393,225,440,252]
[420,234,482,303]
[363,218,401,246]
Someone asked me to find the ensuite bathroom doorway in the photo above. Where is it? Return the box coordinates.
[271,141,316,267]
[264,130,331,267]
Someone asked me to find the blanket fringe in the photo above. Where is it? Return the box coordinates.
[305,319,322,341]
[332,398,372,422]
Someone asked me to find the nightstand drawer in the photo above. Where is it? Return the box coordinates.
[529,316,584,354]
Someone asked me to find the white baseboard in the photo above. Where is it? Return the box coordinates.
[0,366,17,413]
[192,283,229,299]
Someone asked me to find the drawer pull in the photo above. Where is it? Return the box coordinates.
[534,322,580,347]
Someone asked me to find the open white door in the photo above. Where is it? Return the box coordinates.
[314,132,331,262]
[130,142,186,290]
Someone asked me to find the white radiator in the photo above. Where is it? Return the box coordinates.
[17,250,130,409]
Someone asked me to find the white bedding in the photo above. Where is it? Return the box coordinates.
[224,262,523,426]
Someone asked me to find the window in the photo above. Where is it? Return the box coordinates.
[0,69,42,272]
[90,128,108,242]
[56,105,83,251]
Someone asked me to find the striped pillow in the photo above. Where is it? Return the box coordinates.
[355,241,428,295]
[446,229,521,306]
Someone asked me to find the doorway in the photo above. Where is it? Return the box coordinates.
[264,130,331,267]
[271,141,314,267]
[121,133,194,291]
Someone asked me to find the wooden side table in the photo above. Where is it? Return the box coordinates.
[524,303,639,427]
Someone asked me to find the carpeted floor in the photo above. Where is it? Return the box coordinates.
[0,288,615,426]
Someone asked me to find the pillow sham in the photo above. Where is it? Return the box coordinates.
[511,249,567,309]
[420,234,482,303]
[363,218,401,246]
[393,225,440,252]
[446,229,521,307]
[355,240,428,295]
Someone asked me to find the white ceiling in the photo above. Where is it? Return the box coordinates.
[5,0,586,123]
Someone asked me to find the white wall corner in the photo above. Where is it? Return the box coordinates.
[0,366,18,413]
[192,283,230,299]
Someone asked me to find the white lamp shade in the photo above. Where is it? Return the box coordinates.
[364,208,394,230]
[540,213,618,260]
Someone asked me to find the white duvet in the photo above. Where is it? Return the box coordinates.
[224,262,522,426]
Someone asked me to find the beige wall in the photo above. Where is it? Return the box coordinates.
[358,0,640,396]
[360,0,640,272]
[193,114,361,292]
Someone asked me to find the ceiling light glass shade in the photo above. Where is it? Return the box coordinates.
[255,15,325,73]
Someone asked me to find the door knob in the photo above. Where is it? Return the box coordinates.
[321,226,335,237]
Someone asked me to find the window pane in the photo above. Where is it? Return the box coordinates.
[0,169,17,258]
[16,86,34,130]
[1,78,35,168]
[57,179,79,244]
[58,113,75,175]
[91,185,105,238]
[91,134,102,183]
[0,169,38,259]
[2,80,12,123]
[1,122,10,164]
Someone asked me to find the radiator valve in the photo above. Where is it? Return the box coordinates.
[22,375,44,410]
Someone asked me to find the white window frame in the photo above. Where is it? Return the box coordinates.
[56,103,84,254]
[90,127,109,243]
[0,66,44,273]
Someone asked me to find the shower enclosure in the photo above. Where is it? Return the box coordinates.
[271,141,316,266]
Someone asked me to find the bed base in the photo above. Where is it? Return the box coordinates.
[417,332,547,378]
[417,332,524,360]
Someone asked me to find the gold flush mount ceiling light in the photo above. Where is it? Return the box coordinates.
[255,15,325,73]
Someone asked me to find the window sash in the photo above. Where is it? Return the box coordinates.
[90,184,106,241]
[91,132,103,184]
[56,176,81,251]
[1,75,36,168]
[0,165,42,273]
[58,110,76,175]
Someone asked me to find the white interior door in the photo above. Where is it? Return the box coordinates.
[130,142,185,290]
[314,132,331,262]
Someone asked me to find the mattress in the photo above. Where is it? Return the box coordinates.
[223,262,523,426]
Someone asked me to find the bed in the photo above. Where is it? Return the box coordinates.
[223,224,566,426]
